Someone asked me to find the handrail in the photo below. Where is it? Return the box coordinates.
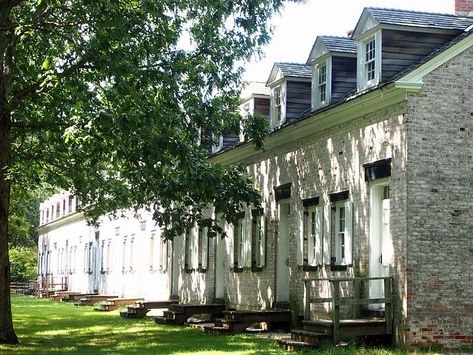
[303,276,393,344]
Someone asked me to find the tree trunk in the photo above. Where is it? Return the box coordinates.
[0,107,18,344]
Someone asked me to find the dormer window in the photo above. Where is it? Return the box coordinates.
[270,82,286,127]
[312,58,332,109]
[274,86,282,122]
[365,38,376,81]
[357,31,381,91]
[211,135,223,153]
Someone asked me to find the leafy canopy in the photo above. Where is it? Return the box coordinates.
[5,0,289,238]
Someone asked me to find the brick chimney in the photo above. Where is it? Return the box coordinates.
[455,0,473,16]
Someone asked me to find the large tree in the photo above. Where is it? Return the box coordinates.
[0,0,289,344]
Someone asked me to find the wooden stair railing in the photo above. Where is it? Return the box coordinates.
[303,276,393,344]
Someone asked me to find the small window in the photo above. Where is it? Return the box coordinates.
[365,38,376,82]
[68,195,74,213]
[318,64,327,104]
[140,220,146,231]
[62,199,66,216]
[274,86,282,123]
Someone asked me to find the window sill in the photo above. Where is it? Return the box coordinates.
[231,266,244,273]
[302,265,319,272]
[251,266,264,272]
[330,264,349,271]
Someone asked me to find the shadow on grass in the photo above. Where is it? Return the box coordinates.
[2,295,287,354]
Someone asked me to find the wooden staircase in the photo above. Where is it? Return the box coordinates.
[61,293,97,302]
[75,295,118,306]
[94,297,144,312]
[153,303,225,325]
[204,309,292,334]
[278,276,394,351]
[120,300,177,319]
[278,318,387,350]
[50,291,81,302]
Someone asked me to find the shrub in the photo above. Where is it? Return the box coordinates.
[10,247,37,282]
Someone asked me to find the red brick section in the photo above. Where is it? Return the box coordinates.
[455,0,473,15]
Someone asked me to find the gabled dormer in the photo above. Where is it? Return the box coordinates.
[239,81,270,142]
[352,7,473,91]
[306,36,357,111]
[266,62,312,129]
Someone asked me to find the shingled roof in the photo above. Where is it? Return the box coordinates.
[318,36,357,54]
[266,62,312,86]
[353,7,473,36]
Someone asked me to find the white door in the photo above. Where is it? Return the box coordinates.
[369,184,391,309]
[276,202,290,303]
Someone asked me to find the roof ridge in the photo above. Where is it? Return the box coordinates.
[274,61,310,66]
[365,7,462,18]
[319,35,353,40]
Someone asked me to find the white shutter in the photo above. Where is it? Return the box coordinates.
[193,225,199,269]
[315,205,324,265]
[344,201,353,265]
[228,223,234,266]
[296,208,304,266]
[322,204,331,264]
[382,199,393,266]
[245,218,252,267]
[260,216,266,267]
[281,81,287,123]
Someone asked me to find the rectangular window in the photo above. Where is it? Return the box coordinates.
[62,199,66,216]
[251,210,266,270]
[274,86,282,122]
[51,205,55,220]
[330,199,353,266]
[83,244,88,273]
[318,64,327,104]
[198,227,208,272]
[68,196,73,213]
[365,38,376,82]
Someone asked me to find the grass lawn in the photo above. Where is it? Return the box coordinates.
[1,294,408,354]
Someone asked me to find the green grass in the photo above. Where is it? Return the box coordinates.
[1,295,408,354]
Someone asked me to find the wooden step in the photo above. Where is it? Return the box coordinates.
[171,303,225,315]
[203,325,232,335]
[302,318,387,338]
[223,310,291,323]
[291,329,331,346]
[277,338,317,352]
[75,295,118,306]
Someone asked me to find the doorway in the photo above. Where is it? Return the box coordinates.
[276,202,290,304]
[368,181,391,309]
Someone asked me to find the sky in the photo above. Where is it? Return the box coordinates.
[243,0,455,81]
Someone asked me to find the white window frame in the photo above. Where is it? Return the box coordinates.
[106,240,111,273]
[357,31,382,91]
[306,205,324,266]
[270,82,286,128]
[312,57,332,110]
[211,135,224,154]
[122,236,127,273]
[233,216,246,268]
[331,200,353,266]
[129,235,135,272]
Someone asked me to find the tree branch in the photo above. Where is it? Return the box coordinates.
[8,59,90,111]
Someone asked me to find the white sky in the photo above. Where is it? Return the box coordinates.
[243,0,455,81]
